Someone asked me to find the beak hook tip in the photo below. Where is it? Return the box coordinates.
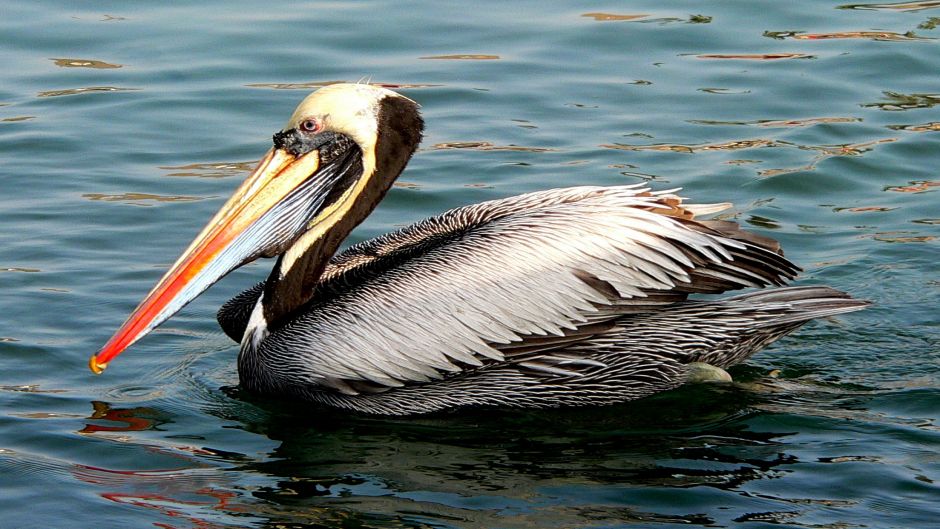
[89,354,108,375]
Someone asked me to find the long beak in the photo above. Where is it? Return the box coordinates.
[90,147,324,374]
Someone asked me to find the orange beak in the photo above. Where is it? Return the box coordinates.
[90,147,323,373]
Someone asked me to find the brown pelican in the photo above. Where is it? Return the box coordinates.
[90,83,868,415]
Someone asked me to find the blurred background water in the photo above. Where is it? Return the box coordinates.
[1,1,938,528]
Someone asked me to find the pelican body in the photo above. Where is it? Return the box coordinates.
[91,84,867,415]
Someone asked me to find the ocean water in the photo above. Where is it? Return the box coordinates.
[1,1,938,527]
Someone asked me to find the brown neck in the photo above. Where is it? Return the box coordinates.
[260,204,361,327]
[260,95,424,327]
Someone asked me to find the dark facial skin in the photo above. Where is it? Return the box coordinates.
[272,129,355,162]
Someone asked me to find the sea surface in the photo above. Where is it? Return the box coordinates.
[1,1,938,528]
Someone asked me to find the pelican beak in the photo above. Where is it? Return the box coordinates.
[90,133,359,373]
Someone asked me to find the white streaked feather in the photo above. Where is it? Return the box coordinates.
[253,185,772,391]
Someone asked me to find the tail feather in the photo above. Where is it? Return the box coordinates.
[726,285,870,326]
[673,285,869,368]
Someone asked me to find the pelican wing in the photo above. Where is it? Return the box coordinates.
[253,185,798,393]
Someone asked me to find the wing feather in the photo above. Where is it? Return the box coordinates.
[251,185,799,393]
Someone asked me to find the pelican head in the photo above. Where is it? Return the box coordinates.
[91,83,424,373]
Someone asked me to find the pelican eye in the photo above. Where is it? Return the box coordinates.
[299,118,321,134]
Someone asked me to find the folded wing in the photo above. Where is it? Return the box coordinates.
[239,185,799,393]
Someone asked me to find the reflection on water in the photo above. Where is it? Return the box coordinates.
[863,92,940,110]
[36,86,140,97]
[603,138,777,153]
[74,390,764,527]
[695,53,815,60]
[690,117,862,127]
[887,121,940,131]
[869,232,936,242]
[160,161,257,179]
[419,54,501,60]
[580,13,648,22]
[246,81,443,90]
[82,192,209,206]
[885,180,940,193]
[430,141,555,152]
[839,1,940,11]
[764,29,933,40]
[51,58,122,69]
[580,13,713,24]
[80,401,168,433]
[64,377,940,529]
[602,135,906,180]
[71,443,246,529]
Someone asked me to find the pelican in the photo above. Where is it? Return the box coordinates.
[90,83,868,415]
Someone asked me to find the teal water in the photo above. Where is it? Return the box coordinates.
[1,1,938,527]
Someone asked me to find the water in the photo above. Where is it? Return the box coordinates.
[1,0,938,527]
